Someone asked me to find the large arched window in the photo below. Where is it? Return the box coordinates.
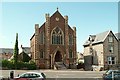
[51,27,64,44]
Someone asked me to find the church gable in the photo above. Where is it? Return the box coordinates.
[38,10,74,36]
[50,10,65,33]
[50,10,65,23]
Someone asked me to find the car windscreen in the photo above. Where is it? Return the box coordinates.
[20,73,41,78]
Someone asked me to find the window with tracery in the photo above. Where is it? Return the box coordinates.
[51,27,63,44]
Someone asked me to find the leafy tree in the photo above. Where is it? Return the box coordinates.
[13,33,19,69]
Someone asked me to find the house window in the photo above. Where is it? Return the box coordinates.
[107,56,116,65]
[109,44,114,53]
[69,49,73,58]
[108,36,113,43]
[40,32,44,44]
[40,50,44,58]
[69,34,73,45]
[89,47,93,54]
[51,27,63,44]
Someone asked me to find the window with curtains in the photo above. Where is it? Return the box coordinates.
[51,27,63,44]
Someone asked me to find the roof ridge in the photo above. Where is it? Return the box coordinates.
[95,30,110,36]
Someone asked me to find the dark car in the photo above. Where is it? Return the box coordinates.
[103,70,120,80]
[14,72,46,80]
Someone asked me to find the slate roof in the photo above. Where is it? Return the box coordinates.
[83,30,114,46]
[0,48,13,54]
[115,33,120,40]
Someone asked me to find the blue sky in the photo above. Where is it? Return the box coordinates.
[0,1,119,52]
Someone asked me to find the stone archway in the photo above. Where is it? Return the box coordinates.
[55,51,62,62]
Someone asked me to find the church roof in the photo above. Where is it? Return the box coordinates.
[30,9,74,40]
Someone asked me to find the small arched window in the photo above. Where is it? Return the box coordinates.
[69,34,73,45]
[51,27,64,44]
[69,49,73,58]
[40,31,44,44]
[40,49,44,58]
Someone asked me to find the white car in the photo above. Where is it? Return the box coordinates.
[0,76,3,80]
[14,72,46,80]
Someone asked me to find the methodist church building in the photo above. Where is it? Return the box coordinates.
[30,9,77,69]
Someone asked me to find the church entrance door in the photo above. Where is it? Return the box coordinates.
[55,51,62,62]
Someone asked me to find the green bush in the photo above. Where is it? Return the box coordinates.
[2,60,37,70]
[2,60,9,67]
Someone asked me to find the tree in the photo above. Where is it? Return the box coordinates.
[13,33,19,69]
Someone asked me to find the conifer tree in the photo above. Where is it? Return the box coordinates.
[13,33,19,69]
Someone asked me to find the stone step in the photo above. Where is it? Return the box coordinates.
[55,62,67,70]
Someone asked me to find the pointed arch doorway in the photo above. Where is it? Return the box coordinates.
[55,51,62,62]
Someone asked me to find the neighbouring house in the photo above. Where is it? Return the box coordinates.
[115,32,120,65]
[83,30,119,71]
[30,8,77,69]
[76,52,84,69]
[18,51,31,62]
[18,45,31,62]
[77,52,84,64]
[10,45,31,62]
[0,48,13,60]
[19,45,31,57]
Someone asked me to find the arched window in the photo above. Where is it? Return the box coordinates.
[51,27,64,44]
[69,49,73,58]
[40,31,44,44]
[40,49,44,58]
[69,34,73,45]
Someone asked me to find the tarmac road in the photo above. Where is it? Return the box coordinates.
[0,70,105,80]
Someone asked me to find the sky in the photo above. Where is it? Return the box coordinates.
[0,1,119,53]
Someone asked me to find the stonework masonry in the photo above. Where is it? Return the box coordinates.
[30,9,77,69]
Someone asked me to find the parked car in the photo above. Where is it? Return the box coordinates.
[103,70,120,80]
[0,76,3,80]
[14,72,46,80]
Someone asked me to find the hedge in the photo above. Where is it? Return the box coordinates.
[1,60,37,70]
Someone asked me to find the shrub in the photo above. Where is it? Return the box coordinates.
[2,60,37,70]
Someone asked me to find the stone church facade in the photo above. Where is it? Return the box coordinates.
[30,9,77,69]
